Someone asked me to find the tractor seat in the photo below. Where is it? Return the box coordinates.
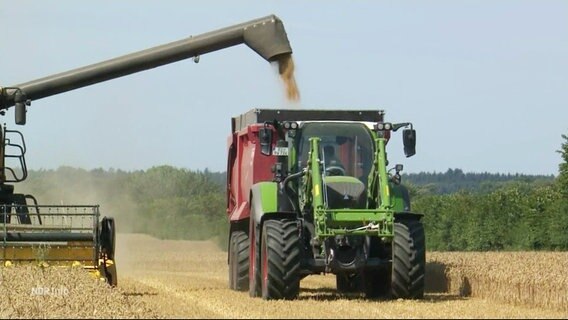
[324,176,366,209]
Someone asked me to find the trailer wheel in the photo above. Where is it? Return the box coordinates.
[229,230,249,291]
[249,220,261,297]
[261,219,301,300]
[229,233,236,289]
[391,219,425,299]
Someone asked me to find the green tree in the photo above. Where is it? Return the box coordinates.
[547,133,568,249]
[558,134,568,195]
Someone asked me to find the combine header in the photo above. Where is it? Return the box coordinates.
[0,15,294,285]
[0,125,117,284]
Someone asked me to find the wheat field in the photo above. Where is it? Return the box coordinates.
[426,252,568,312]
[0,234,566,319]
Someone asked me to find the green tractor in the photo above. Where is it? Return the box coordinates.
[227,109,425,300]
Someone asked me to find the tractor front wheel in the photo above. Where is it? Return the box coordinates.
[336,273,360,293]
[391,219,425,299]
[260,219,301,300]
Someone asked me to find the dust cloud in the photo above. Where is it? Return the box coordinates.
[17,169,139,234]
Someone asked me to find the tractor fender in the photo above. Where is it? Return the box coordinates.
[389,183,411,212]
[250,182,297,225]
[394,211,424,221]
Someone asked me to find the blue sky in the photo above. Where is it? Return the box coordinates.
[1,1,566,175]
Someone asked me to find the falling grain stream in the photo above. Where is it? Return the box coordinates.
[278,54,300,102]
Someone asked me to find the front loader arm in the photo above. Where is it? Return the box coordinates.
[367,135,392,210]
[299,137,325,212]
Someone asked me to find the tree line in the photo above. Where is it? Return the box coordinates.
[15,135,568,251]
[403,169,554,194]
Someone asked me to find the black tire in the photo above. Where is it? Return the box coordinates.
[229,233,236,289]
[336,273,359,293]
[391,219,425,299]
[103,260,118,287]
[362,268,389,298]
[360,236,390,298]
[229,230,249,291]
[260,219,301,300]
[249,223,261,297]
[100,217,116,260]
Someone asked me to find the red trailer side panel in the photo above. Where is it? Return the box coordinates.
[227,124,276,223]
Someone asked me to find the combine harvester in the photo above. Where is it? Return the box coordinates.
[0,14,294,286]
[227,109,425,300]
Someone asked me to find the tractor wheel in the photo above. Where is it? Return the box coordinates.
[361,268,389,298]
[391,219,425,299]
[229,230,249,291]
[336,273,360,293]
[360,236,391,298]
[260,219,301,300]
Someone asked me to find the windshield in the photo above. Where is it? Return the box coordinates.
[296,122,374,183]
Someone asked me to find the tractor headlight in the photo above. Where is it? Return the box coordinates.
[283,121,298,130]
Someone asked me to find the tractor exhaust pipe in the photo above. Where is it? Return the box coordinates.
[0,14,292,112]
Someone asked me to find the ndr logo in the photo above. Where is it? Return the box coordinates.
[31,286,69,296]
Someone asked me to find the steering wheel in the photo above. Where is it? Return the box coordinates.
[325,165,346,176]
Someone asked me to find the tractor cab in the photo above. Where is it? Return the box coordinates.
[294,122,375,209]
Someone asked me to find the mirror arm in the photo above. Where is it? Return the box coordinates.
[392,122,412,132]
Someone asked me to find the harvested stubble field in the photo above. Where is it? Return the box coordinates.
[1,234,566,319]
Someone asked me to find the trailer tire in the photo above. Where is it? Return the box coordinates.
[261,219,301,300]
[229,230,249,291]
[249,218,261,297]
[229,234,236,289]
[391,219,425,299]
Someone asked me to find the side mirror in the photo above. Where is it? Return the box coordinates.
[402,129,416,157]
[15,102,27,125]
[14,91,29,125]
[259,127,273,156]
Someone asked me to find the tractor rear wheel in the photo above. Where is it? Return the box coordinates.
[391,219,425,299]
[260,219,301,300]
[229,230,249,291]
